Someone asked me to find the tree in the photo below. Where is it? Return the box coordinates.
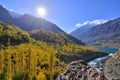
[0,47,4,72]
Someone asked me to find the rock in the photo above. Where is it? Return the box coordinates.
[56,60,107,80]
[104,51,120,80]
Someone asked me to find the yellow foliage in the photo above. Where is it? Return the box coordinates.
[37,72,46,80]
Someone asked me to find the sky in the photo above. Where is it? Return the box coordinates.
[0,0,120,33]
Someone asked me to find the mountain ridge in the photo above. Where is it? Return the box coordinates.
[0,5,64,33]
[70,17,120,48]
[0,5,84,45]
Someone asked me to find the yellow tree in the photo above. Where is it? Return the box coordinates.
[14,49,19,74]
[48,47,56,80]
[33,46,37,77]
[0,48,4,72]
[27,44,33,79]
[7,38,12,80]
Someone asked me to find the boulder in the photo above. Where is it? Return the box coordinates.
[56,60,107,80]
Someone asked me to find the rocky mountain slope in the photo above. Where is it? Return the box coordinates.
[70,25,94,40]
[104,51,120,80]
[14,14,65,33]
[71,18,120,48]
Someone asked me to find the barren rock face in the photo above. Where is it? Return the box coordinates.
[104,51,120,80]
[56,60,107,80]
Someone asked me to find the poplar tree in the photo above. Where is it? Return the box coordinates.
[7,38,12,80]
[0,47,4,72]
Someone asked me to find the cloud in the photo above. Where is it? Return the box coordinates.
[75,19,108,27]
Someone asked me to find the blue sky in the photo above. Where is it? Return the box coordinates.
[0,0,120,33]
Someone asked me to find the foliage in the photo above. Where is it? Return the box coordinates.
[0,41,67,80]
[56,43,105,63]
[0,22,30,46]
[30,30,84,45]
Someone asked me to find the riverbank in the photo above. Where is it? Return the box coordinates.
[85,53,109,63]
[86,53,113,72]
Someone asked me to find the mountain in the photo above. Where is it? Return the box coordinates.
[70,20,108,40]
[70,25,94,39]
[0,5,62,33]
[0,5,13,24]
[71,18,120,48]
[14,14,65,33]
[0,5,84,45]
[81,18,120,48]
[0,5,65,33]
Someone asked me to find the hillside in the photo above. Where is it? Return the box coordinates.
[0,21,106,61]
[78,18,120,48]
[0,21,30,46]
[70,25,94,40]
[30,30,85,45]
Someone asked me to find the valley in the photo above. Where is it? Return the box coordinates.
[0,5,108,80]
[0,0,120,79]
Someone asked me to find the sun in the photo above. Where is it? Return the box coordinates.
[37,7,46,16]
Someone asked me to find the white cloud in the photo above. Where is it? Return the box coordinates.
[75,19,108,27]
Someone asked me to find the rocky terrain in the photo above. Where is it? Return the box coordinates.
[56,51,120,80]
[56,60,107,80]
[104,51,120,80]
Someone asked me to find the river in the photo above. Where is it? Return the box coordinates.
[87,46,119,72]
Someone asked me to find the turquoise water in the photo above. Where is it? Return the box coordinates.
[94,46,119,53]
[87,46,119,72]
